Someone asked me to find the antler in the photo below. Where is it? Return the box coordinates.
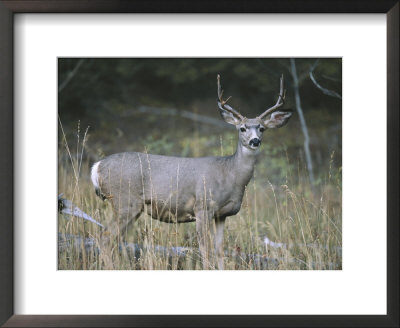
[257,75,286,120]
[217,74,244,121]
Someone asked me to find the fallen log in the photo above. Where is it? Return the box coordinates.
[58,233,188,257]
[57,196,341,269]
[58,233,340,269]
[58,194,104,228]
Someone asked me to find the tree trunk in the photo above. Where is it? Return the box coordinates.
[290,58,315,185]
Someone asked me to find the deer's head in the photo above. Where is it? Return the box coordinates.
[217,74,292,151]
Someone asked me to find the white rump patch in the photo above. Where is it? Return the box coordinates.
[91,161,101,189]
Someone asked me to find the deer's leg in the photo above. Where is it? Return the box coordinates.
[98,200,142,269]
[119,203,143,240]
[108,195,143,241]
[195,209,214,270]
[214,217,226,270]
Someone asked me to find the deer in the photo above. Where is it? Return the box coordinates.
[91,75,292,269]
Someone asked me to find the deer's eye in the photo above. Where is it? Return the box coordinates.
[240,127,246,132]
[259,127,265,132]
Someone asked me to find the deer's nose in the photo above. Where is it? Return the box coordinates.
[249,138,261,147]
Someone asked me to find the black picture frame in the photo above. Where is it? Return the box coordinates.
[0,1,398,327]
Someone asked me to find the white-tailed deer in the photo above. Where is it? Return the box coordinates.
[91,75,292,269]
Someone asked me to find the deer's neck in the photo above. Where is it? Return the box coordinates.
[230,142,259,187]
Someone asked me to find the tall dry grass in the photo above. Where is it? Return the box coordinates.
[58,122,342,270]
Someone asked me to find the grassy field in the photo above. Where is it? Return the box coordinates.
[58,122,342,270]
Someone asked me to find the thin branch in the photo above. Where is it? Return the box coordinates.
[121,106,228,128]
[309,60,342,100]
[58,59,85,93]
[321,74,342,83]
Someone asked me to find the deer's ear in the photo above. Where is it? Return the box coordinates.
[263,111,292,129]
[218,101,242,125]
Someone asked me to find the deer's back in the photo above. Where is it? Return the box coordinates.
[94,151,247,221]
